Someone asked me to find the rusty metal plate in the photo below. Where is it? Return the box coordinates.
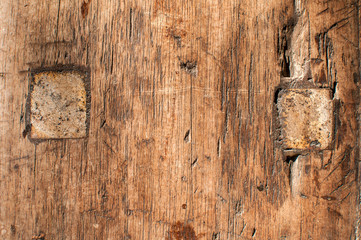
[28,68,90,139]
[277,89,333,150]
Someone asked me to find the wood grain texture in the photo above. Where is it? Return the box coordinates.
[0,0,359,239]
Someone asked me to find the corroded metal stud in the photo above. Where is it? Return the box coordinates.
[27,67,90,139]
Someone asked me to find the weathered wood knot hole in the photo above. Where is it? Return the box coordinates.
[276,88,333,151]
[179,59,198,76]
[26,66,90,140]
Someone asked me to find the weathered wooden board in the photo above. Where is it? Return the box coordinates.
[0,0,359,239]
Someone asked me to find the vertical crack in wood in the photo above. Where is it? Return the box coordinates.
[55,0,61,42]
[248,52,254,123]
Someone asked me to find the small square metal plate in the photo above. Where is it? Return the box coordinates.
[277,89,333,150]
[28,67,90,139]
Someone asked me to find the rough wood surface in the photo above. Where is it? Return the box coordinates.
[0,0,360,239]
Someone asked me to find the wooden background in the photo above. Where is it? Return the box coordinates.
[0,0,360,239]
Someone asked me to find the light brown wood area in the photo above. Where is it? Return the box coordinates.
[0,0,360,239]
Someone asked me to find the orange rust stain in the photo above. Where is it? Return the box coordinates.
[167,222,197,240]
[32,233,45,240]
[81,0,92,18]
